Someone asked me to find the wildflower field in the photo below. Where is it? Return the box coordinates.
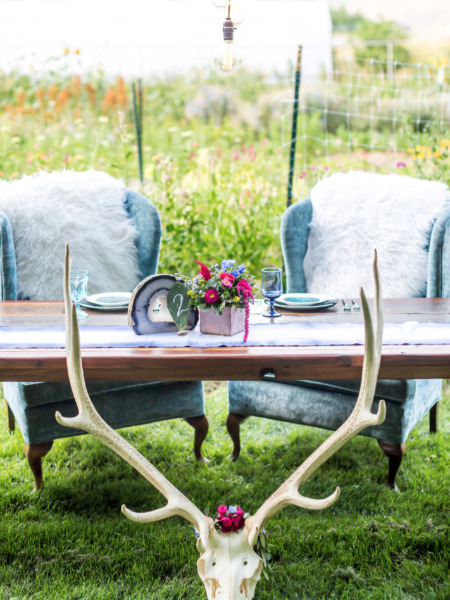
[1,67,448,277]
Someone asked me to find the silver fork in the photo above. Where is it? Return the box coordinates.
[342,299,351,311]
[352,299,360,311]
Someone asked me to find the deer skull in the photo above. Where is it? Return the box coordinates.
[57,245,385,600]
[197,527,263,600]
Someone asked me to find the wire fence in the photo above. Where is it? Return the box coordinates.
[280,52,450,201]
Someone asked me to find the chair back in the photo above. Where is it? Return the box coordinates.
[282,172,450,298]
[0,171,161,300]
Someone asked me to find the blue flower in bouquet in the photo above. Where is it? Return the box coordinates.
[231,264,246,277]
[221,259,236,271]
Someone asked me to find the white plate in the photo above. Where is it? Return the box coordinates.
[86,292,131,307]
[80,299,128,312]
[274,293,336,308]
[274,300,337,312]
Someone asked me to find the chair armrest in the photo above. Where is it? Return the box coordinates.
[0,209,18,300]
[280,197,312,293]
[124,190,162,279]
[427,206,450,298]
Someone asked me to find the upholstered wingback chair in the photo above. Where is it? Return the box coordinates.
[1,171,207,489]
[228,172,450,489]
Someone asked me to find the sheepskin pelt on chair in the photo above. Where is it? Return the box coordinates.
[303,171,450,298]
[0,170,140,300]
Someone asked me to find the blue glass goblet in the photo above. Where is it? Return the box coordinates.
[261,267,283,318]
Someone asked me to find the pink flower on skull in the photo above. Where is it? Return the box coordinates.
[215,505,246,533]
[218,516,233,532]
[232,507,245,529]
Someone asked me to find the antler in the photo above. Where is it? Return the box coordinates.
[55,245,213,547]
[247,250,386,546]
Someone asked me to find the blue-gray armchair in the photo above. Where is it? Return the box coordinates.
[1,174,207,489]
[228,182,450,489]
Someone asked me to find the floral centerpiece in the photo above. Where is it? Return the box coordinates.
[177,259,257,341]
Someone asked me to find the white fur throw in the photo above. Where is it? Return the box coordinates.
[0,170,140,300]
[303,172,450,298]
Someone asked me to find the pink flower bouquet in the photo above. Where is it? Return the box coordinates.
[177,259,257,342]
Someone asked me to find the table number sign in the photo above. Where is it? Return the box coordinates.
[128,274,198,335]
[167,282,192,332]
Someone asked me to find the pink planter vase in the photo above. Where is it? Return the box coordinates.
[199,306,245,336]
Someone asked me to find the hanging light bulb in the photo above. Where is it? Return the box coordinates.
[213,17,242,74]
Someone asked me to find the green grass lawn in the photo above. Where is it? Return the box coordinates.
[0,382,448,599]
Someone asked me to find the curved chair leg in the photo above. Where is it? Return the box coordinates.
[377,440,406,491]
[24,441,54,490]
[5,400,15,432]
[226,413,247,461]
[185,415,209,463]
[430,402,439,433]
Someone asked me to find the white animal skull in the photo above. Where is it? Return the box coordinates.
[197,527,263,599]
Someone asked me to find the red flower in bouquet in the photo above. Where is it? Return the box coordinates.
[205,289,219,304]
[219,272,235,287]
[195,260,212,281]
[236,280,254,300]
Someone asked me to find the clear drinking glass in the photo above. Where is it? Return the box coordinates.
[70,270,89,320]
[261,267,283,318]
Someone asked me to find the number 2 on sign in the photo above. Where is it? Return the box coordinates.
[167,282,192,331]
[173,293,190,317]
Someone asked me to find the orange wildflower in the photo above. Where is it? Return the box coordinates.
[85,83,96,107]
[36,87,45,108]
[48,85,59,101]
[101,89,117,112]
[17,91,26,107]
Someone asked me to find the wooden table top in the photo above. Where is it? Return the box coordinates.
[0,299,449,382]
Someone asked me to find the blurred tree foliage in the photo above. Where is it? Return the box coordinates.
[330,6,366,32]
[331,7,412,70]
[355,19,411,66]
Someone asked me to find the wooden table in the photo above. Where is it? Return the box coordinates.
[0,299,449,383]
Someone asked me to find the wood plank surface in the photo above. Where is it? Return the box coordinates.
[0,300,449,382]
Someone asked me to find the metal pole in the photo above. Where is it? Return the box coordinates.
[287,45,302,208]
[132,81,144,184]
[386,41,394,80]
